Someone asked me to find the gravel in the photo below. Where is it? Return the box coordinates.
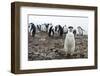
[28,32,88,61]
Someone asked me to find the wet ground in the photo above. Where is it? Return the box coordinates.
[28,32,88,61]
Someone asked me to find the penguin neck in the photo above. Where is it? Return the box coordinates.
[68,31,73,33]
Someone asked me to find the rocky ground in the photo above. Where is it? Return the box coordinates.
[28,32,88,61]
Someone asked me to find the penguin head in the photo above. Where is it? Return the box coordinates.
[68,26,73,32]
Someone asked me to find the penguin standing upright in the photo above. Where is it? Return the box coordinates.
[29,23,36,37]
[64,26,75,56]
[48,26,54,37]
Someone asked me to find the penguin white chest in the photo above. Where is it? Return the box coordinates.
[64,32,75,55]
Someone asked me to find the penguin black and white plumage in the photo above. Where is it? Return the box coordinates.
[44,23,51,32]
[73,29,77,36]
[63,25,68,34]
[37,24,41,32]
[48,26,54,37]
[64,26,75,55]
[77,26,85,36]
[48,25,64,37]
[58,25,63,37]
[28,23,36,37]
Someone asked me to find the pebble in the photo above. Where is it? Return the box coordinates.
[28,32,88,60]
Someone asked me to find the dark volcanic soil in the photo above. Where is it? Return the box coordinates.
[28,32,88,61]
